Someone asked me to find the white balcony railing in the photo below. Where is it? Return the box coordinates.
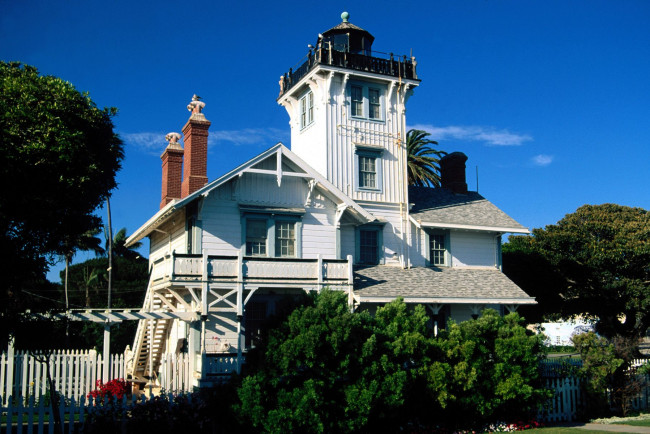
[150,252,353,287]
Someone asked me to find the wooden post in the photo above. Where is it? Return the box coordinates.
[6,336,15,402]
[347,255,354,311]
[317,254,323,291]
[102,320,110,381]
[201,250,208,317]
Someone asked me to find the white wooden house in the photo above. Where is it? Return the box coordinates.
[124,12,535,388]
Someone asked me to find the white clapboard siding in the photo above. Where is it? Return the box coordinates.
[201,197,242,255]
[302,208,337,259]
[451,231,497,268]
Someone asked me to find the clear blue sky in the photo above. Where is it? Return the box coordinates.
[2,0,649,282]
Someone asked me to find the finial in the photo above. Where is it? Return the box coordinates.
[341,11,349,23]
[165,132,181,144]
[187,94,206,115]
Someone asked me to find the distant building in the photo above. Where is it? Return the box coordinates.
[125,12,535,388]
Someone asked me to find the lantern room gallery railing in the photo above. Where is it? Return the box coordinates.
[279,45,419,97]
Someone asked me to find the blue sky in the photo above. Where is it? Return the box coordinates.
[2,0,649,282]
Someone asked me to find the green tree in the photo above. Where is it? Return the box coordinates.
[0,62,124,338]
[62,255,149,351]
[406,128,446,187]
[503,204,650,340]
[440,310,550,428]
[61,228,105,310]
[105,227,142,260]
[235,291,445,433]
[235,293,549,432]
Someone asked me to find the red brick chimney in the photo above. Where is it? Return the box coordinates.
[440,152,468,194]
[160,132,184,209]
[181,95,210,198]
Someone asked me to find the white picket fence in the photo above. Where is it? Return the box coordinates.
[540,358,650,422]
[0,350,125,406]
[0,392,190,434]
[542,376,582,422]
[1,349,194,407]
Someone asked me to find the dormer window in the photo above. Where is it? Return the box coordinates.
[348,82,384,121]
[300,91,314,129]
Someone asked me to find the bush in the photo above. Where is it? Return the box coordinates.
[234,291,550,432]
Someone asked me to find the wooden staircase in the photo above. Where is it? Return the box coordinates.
[129,276,174,383]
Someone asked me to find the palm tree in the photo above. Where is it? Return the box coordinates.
[405,129,447,187]
[105,227,142,260]
[61,228,105,310]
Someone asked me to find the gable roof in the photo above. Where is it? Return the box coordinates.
[354,265,536,305]
[408,186,529,234]
[126,143,374,246]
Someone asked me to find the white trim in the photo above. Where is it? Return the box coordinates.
[356,296,537,304]
[127,143,375,245]
[410,215,530,234]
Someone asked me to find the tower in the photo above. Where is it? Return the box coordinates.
[277,12,420,207]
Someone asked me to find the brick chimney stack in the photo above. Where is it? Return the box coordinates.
[160,132,184,209]
[440,152,468,194]
[181,95,210,198]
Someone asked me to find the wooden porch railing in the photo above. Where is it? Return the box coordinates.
[151,252,353,287]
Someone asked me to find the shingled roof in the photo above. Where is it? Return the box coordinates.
[353,265,536,305]
[409,186,529,233]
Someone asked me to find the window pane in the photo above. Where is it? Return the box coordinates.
[360,230,378,264]
[430,234,445,266]
[245,301,267,348]
[369,88,380,119]
[308,92,313,124]
[351,86,363,117]
[246,220,267,256]
[275,221,296,257]
[300,96,306,128]
[359,156,377,188]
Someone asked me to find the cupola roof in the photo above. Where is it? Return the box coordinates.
[320,12,375,45]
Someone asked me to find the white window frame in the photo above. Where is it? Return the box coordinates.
[354,146,383,192]
[348,82,385,122]
[300,90,314,130]
[425,229,451,267]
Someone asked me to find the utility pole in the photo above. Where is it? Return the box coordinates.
[103,197,113,381]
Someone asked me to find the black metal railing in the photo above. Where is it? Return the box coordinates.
[278,46,419,98]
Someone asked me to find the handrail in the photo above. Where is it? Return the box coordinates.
[279,46,418,98]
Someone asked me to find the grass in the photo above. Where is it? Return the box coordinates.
[611,419,650,427]
[529,429,637,433]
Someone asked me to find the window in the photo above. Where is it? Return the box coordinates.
[368,88,380,119]
[300,91,314,129]
[355,146,382,192]
[359,230,378,264]
[355,224,384,265]
[242,212,303,258]
[427,230,449,267]
[351,85,363,117]
[348,82,384,121]
[359,155,376,189]
[246,219,267,256]
[244,301,268,348]
[275,221,296,257]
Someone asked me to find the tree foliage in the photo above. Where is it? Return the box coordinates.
[406,129,446,187]
[441,310,550,426]
[235,291,549,432]
[503,204,650,340]
[0,62,124,334]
